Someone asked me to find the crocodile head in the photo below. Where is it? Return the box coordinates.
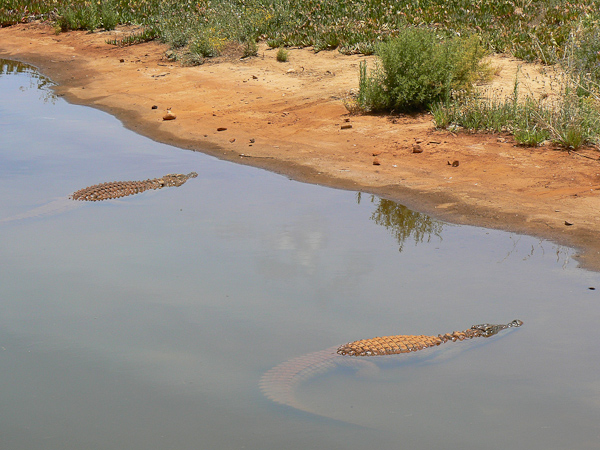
[471,319,523,337]
[161,172,199,187]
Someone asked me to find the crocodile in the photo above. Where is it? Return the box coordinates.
[0,172,198,223]
[71,172,198,201]
[260,320,523,416]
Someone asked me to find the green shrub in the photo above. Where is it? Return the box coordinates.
[357,28,487,112]
[276,47,288,62]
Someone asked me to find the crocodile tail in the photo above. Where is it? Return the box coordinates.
[260,346,340,412]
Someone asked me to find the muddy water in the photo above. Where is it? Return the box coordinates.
[1,59,599,450]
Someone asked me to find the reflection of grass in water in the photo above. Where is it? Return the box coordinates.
[358,193,443,251]
[0,59,57,103]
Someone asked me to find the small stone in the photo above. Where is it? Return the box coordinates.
[249,138,256,143]
[564,221,573,226]
[151,105,158,109]
[344,118,351,122]
[163,110,176,120]
[217,127,228,131]
[229,138,236,143]
[119,58,125,63]
[412,144,423,153]
[341,124,352,130]
[415,138,424,144]
[373,158,381,166]
[372,151,382,156]
[252,75,258,79]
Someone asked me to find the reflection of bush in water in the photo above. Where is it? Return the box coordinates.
[1,59,57,102]
[360,194,443,251]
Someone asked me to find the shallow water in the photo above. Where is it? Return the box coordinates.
[1,59,599,450]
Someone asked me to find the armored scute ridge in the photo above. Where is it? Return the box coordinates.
[336,320,523,356]
[71,172,198,202]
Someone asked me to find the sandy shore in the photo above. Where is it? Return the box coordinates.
[1,22,599,270]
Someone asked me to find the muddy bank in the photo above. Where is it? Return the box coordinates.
[1,22,599,270]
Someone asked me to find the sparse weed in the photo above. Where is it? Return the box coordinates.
[242,40,259,58]
[433,74,600,149]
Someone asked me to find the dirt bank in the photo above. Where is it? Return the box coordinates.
[1,23,599,270]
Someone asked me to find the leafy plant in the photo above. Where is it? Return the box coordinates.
[514,127,551,146]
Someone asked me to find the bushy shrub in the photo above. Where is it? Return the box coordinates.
[357,28,487,113]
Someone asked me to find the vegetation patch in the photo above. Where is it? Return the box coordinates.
[3,0,600,148]
[3,0,600,64]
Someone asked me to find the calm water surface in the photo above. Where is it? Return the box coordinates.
[1,59,599,450]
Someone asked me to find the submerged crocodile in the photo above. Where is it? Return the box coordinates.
[0,172,198,223]
[261,320,523,416]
